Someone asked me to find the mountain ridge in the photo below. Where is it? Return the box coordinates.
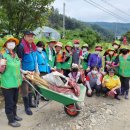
[87,22,130,35]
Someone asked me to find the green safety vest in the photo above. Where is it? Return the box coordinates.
[0,52,22,89]
[106,55,116,62]
[82,52,89,70]
[56,62,62,70]
[62,51,72,70]
[46,47,56,68]
[106,55,119,74]
[118,54,130,77]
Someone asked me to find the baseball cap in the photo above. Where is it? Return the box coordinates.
[23,30,35,35]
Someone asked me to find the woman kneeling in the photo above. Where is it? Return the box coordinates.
[102,68,121,100]
[85,66,102,97]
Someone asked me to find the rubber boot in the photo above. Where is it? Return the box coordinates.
[7,113,21,127]
[23,97,33,115]
[28,93,36,108]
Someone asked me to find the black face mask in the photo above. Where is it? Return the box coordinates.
[122,50,128,55]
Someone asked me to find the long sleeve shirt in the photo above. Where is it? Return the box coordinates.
[88,53,102,68]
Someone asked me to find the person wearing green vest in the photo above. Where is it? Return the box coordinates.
[113,45,130,99]
[112,40,121,54]
[80,44,90,76]
[104,47,117,72]
[0,36,22,127]
[46,38,57,71]
[55,42,63,72]
[62,41,73,77]
[104,40,121,57]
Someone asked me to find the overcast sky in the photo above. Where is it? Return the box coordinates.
[52,0,130,23]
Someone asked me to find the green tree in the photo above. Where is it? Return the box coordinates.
[0,0,54,37]
[90,24,114,42]
[64,28,101,48]
[48,8,86,30]
[48,9,114,43]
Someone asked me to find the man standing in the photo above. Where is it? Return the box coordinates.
[72,40,82,65]
[17,30,37,115]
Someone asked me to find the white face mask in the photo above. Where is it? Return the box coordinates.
[74,44,79,48]
[113,45,119,49]
[95,51,100,55]
[7,42,16,50]
[83,48,88,52]
[37,47,43,52]
[92,70,98,74]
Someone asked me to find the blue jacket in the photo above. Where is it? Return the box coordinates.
[17,43,37,71]
[36,51,50,73]
[88,53,102,68]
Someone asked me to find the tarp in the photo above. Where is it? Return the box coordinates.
[34,26,61,41]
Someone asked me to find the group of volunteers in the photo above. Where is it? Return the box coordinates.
[0,30,130,127]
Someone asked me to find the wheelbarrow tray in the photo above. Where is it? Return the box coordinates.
[37,84,86,106]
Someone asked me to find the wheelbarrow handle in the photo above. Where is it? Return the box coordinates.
[24,79,52,111]
[24,79,43,97]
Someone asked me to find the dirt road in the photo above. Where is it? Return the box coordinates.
[0,95,130,130]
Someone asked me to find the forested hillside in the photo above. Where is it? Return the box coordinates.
[47,8,114,43]
[88,22,130,36]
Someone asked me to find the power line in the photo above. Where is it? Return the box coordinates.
[83,0,125,22]
[87,0,129,22]
[101,0,130,18]
[83,0,130,22]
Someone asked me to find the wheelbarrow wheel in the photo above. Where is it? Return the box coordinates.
[64,103,80,117]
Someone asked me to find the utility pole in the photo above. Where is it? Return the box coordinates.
[63,2,66,39]
[115,20,117,40]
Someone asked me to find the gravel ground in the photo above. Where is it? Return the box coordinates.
[0,94,130,130]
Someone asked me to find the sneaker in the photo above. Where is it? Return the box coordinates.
[8,121,21,127]
[125,95,129,99]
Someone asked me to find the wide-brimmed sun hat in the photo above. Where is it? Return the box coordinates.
[3,35,19,46]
